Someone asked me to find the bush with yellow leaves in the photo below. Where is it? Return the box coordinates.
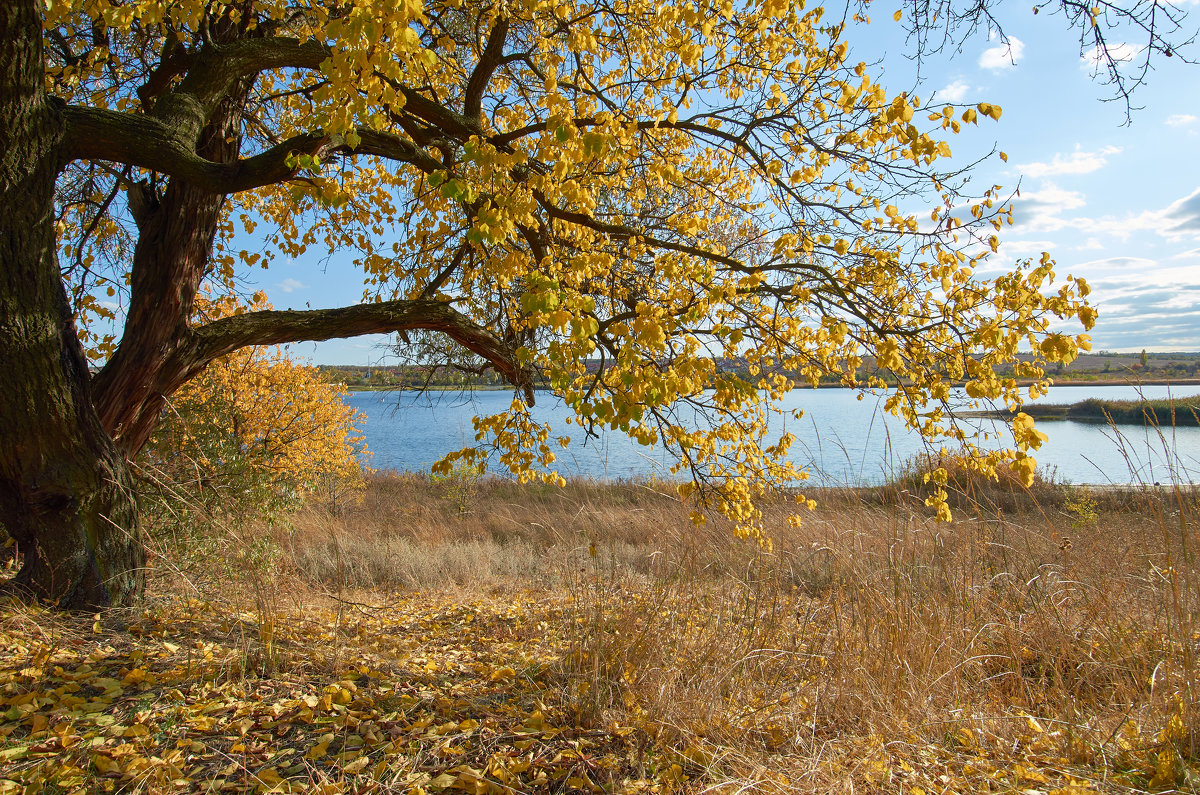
[139,295,367,541]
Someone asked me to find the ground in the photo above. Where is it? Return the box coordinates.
[1,474,1197,793]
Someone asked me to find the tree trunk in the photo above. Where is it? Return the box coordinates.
[92,79,251,455]
[0,0,144,608]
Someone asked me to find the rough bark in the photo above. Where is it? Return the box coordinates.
[91,78,251,454]
[0,0,144,609]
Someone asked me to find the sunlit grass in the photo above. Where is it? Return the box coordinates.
[269,466,1200,792]
[3,441,1197,793]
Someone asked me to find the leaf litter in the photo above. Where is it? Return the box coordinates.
[0,591,663,794]
[1,581,1196,794]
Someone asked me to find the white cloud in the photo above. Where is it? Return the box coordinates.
[1163,186,1200,237]
[1008,187,1200,243]
[979,37,1024,70]
[1071,210,1177,242]
[1021,184,1088,210]
[1076,188,1200,242]
[277,277,307,293]
[1067,257,1200,351]
[1074,256,1160,275]
[1016,145,1122,178]
[938,80,970,102]
[1077,237,1105,251]
[1007,183,1087,232]
[1166,114,1198,127]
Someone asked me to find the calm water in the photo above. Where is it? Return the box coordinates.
[347,384,1200,486]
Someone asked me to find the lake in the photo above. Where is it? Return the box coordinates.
[346,384,1200,486]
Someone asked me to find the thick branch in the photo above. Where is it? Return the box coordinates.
[464,17,509,120]
[190,299,533,400]
[164,36,328,125]
[392,81,487,139]
[62,110,442,192]
[62,104,297,190]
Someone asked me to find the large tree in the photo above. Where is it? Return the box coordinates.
[3,0,1163,608]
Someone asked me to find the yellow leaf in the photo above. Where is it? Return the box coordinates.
[255,767,284,787]
[428,772,458,789]
[306,737,332,760]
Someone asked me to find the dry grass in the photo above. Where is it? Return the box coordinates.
[282,473,708,591]
[147,469,1200,792]
[565,498,1199,791]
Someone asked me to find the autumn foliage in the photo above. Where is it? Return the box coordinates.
[0,0,1105,606]
[51,0,1093,536]
[140,294,366,525]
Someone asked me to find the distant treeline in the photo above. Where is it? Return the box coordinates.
[318,351,1200,390]
[990,396,1200,426]
[316,364,512,389]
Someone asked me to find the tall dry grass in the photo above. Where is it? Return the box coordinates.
[543,457,1199,792]
[193,418,1198,793]
[283,473,707,592]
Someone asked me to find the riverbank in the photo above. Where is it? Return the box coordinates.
[4,473,1194,793]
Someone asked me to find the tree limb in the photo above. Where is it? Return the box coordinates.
[61,109,443,192]
[165,35,328,125]
[464,17,509,121]
[189,299,534,401]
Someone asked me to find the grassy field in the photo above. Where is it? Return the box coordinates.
[2,470,1198,793]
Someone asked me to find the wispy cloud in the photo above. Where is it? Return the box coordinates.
[1007,183,1087,232]
[1163,187,1200,236]
[1069,262,1200,349]
[1017,145,1122,178]
[979,37,1024,70]
[277,277,307,293]
[1166,114,1198,127]
[1074,256,1160,275]
[1009,187,1200,243]
[997,239,1057,259]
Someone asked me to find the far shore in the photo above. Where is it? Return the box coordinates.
[344,378,1200,393]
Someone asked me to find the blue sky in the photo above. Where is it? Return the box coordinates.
[876,4,1200,355]
[252,4,1200,364]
